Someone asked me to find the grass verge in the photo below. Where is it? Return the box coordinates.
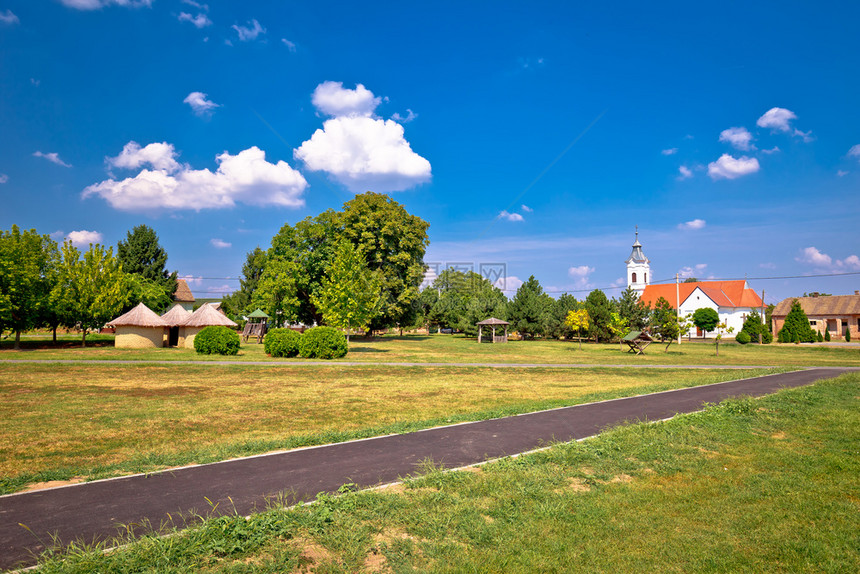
[1,365,780,493]
[32,372,860,573]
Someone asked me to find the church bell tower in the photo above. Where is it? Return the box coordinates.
[625,227,650,294]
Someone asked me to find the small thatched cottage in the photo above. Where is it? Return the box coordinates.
[109,303,169,348]
[182,303,238,349]
[161,303,192,347]
[174,279,196,312]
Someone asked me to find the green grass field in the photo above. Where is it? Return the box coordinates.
[3,332,860,366]
[0,363,777,493]
[33,373,860,573]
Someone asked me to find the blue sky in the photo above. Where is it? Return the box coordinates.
[1,1,858,305]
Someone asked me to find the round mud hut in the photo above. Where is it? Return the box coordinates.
[182,303,238,349]
[108,303,169,348]
[161,303,192,347]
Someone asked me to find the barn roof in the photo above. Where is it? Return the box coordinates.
[108,302,168,328]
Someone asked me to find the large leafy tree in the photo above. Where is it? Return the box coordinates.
[565,308,590,349]
[692,307,720,337]
[311,241,381,341]
[616,287,650,330]
[584,289,613,342]
[650,296,681,350]
[425,268,505,334]
[508,275,552,339]
[0,226,59,348]
[52,242,127,347]
[339,193,430,332]
[117,225,177,311]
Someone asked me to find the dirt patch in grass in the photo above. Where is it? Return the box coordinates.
[23,478,85,492]
[290,537,335,573]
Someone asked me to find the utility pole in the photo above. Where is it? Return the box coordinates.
[676,273,681,344]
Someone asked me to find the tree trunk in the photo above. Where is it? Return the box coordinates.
[81,329,88,348]
[14,330,21,350]
[52,326,57,344]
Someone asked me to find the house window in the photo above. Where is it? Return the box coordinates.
[809,320,817,326]
[644,273,647,283]
[632,272,637,283]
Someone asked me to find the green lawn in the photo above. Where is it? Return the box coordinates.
[3,332,860,366]
[34,373,860,573]
[1,363,777,493]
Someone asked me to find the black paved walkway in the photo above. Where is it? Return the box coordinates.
[0,367,852,571]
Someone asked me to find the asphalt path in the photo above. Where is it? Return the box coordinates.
[0,367,852,571]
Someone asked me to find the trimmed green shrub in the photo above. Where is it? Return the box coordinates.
[845,329,851,342]
[194,325,240,355]
[298,326,348,359]
[825,329,831,342]
[735,331,751,344]
[817,331,824,342]
[264,328,302,358]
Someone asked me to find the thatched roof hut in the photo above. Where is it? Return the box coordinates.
[181,303,238,349]
[108,303,168,348]
[161,303,192,347]
[174,279,195,311]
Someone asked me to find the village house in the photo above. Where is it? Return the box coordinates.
[771,292,860,340]
[626,231,763,337]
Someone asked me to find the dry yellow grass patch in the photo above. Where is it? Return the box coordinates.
[289,536,336,573]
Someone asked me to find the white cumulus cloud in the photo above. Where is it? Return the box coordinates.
[495,275,524,293]
[677,166,693,180]
[0,173,8,184]
[59,0,152,9]
[661,148,678,155]
[66,230,104,247]
[499,210,524,222]
[756,107,797,132]
[521,204,533,212]
[295,82,431,193]
[33,151,72,168]
[678,219,706,230]
[311,81,381,118]
[391,109,417,123]
[232,19,265,41]
[178,12,211,28]
[183,91,219,116]
[84,143,308,212]
[719,127,754,151]
[568,265,595,289]
[0,9,19,24]
[281,38,296,52]
[210,238,231,249]
[796,247,860,270]
[678,263,707,279]
[707,154,759,180]
[848,144,860,160]
[108,141,182,172]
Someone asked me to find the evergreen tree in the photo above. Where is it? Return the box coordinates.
[616,287,650,330]
[508,275,552,339]
[740,310,772,344]
[584,289,613,342]
[543,293,578,339]
[116,225,177,311]
[777,300,817,343]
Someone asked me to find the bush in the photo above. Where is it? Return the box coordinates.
[846,329,851,342]
[264,328,302,358]
[298,326,348,359]
[825,329,831,342]
[194,326,240,355]
[735,331,751,344]
[817,331,824,342]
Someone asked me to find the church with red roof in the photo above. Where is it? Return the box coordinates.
[626,231,763,338]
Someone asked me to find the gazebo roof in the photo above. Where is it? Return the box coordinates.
[108,302,168,328]
[476,317,509,326]
[184,302,238,328]
[247,308,271,319]
[161,303,192,326]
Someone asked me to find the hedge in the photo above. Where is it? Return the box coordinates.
[194,326,240,355]
[264,328,302,358]
[298,326,348,359]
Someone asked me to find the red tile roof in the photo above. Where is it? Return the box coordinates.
[640,280,762,309]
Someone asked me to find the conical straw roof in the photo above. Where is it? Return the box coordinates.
[109,302,168,327]
[161,303,192,326]
[183,302,238,328]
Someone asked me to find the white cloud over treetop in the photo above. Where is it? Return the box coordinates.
[719,127,754,151]
[59,0,152,9]
[67,230,103,246]
[707,154,759,180]
[311,82,382,118]
[295,82,431,193]
[84,143,307,212]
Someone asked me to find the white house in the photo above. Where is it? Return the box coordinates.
[629,233,763,337]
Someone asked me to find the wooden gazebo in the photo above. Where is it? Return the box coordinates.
[242,308,270,343]
[476,317,509,343]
